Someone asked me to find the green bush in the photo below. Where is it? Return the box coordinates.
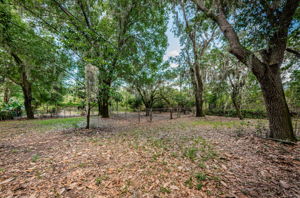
[0,100,23,120]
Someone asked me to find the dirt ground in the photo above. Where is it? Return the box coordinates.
[0,114,299,198]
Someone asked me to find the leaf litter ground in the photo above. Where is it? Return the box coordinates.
[0,114,299,198]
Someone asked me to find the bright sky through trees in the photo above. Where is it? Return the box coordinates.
[165,17,181,63]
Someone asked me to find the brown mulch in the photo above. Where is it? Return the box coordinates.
[0,115,299,198]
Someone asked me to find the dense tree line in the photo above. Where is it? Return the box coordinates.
[0,0,299,141]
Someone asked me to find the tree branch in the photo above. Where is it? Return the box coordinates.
[77,0,91,28]
[286,48,300,58]
[192,0,265,78]
[268,0,300,64]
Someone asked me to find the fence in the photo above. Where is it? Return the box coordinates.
[0,107,89,120]
[1,106,299,136]
[34,108,84,118]
[108,107,193,123]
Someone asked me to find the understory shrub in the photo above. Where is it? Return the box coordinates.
[0,100,23,120]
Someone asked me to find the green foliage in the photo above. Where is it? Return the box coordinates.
[184,173,207,190]
[195,172,207,182]
[0,1,72,116]
[184,177,193,189]
[232,0,300,51]
[191,120,236,128]
[160,186,171,194]
[95,176,109,186]
[17,0,169,116]
[0,99,22,120]
[198,161,206,169]
[33,117,84,127]
[4,117,86,133]
[78,163,87,168]
[126,97,143,110]
[31,154,40,162]
[184,147,198,161]
[196,183,203,190]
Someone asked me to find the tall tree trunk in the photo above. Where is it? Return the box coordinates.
[145,103,151,116]
[21,63,34,119]
[86,102,91,129]
[195,92,204,117]
[180,2,207,118]
[190,65,204,117]
[256,66,296,141]
[101,97,109,118]
[21,83,34,119]
[191,40,205,117]
[97,97,102,116]
[231,88,243,120]
[3,85,10,104]
[99,80,111,118]
[232,98,243,120]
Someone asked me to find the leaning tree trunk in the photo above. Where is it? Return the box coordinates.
[10,52,34,119]
[255,65,296,141]
[191,0,299,141]
[213,13,295,140]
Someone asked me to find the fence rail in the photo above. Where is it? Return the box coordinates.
[108,108,193,123]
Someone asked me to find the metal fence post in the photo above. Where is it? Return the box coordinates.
[170,108,173,119]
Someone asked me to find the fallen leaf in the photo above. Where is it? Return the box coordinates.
[0,177,15,185]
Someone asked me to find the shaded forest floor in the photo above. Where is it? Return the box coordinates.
[0,114,299,198]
